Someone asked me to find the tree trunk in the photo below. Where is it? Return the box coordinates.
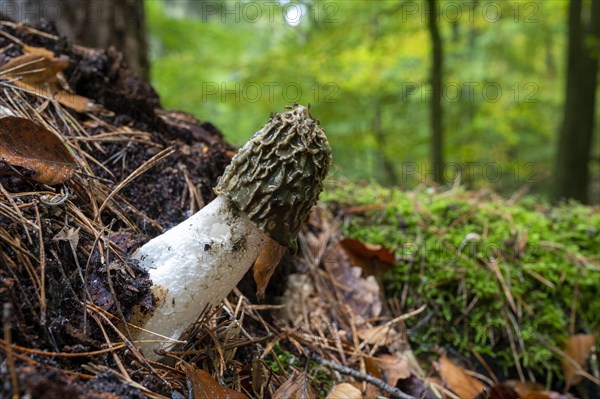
[373,102,399,186]
[1,0,149,80]
[553,0,600,203]
[427,0,444,184]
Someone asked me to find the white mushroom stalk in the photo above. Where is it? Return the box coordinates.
[131,105,331,359]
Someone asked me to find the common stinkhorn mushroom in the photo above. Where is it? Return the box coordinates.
[132,105,331,359]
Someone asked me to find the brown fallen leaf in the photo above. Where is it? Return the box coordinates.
[0,116,76,185]
[184,364,249,399]
[326,383,363,399]
[340,238,395,284]
[23,45,56,58]
[273,373,316,399]
[253,237,287,299]
[341,203,388,215]
[0,49,102,113]
[358,306,426,347]
[349,381,381,399]
[364,356,383,380]
[438,354,486,399]
[504,380,545,398]
[52,226,80,247]
[504,380,572,399]
[376,354,411,387]
[0,52,69,85]
[473,384,519,399]
[361,353,412,396]
[16,81,103,113]
[358,324,399,347]
[520,391,572,399]
[561,334,597,389]
[341,238,395,265]
[323,241,383,319]
[362,356,385,398]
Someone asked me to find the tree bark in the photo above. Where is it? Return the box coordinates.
[373,102,399,186]
[427,0,444,184]
[1,0,149,80]
[553,0,600,203]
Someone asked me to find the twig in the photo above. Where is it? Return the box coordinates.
[33,203,46,326]
[310,353,416,399]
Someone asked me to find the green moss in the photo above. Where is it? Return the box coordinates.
[264,342,297,375]
[322,183,600,383]
[263,343,334,396]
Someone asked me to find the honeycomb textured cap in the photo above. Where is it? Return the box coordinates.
[214,104,331,252]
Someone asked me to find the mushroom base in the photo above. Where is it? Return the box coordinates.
[131,195,269,359]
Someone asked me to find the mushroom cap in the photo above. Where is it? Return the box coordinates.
[214,104,331,252]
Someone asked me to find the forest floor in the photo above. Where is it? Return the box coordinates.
[0,19,598,399]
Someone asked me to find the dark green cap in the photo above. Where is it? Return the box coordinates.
[214,105,331,253]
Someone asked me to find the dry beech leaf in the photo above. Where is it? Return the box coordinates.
[16,81,102,113]
[473,384,519,399]
[438,354,486,399]
[349,381,381,399]
[183,364,248,399]
[341,238,395,265]
[53,226,80,247]
[561,334,597,388]
[504,381,571,399]
[504,380,545,397]
[323,242,383,319]
[23,45,56,58]
[273,373,316,399]
[326,383,363,399]
[376,354,411,386]
[0,52,69,84]
[340,237,395,281]
[47,86,103,113]
[358,324,399,346]
[341,203,388,215]
[520,391,572,399]
[253,237,287,299]
[357,306,425,347]
[0,50,101,113]
[363,354,411,393]
[364,356,383,379]
[363,356,385,398]
[0,116,76,185]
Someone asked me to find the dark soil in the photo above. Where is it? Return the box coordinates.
[0,17,236,398]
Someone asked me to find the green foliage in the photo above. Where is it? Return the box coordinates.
[323,183,600,383]
[263,343,334,396]
[145,0,594,196]
[264,342,297,375]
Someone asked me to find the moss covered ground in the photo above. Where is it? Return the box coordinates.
[322,183,600,385]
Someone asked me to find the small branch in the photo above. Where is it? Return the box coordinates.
[311,353,416,399]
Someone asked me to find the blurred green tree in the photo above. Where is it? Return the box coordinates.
[553,0,600,203]
[427,0,444,184]
[147,0,594,198]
